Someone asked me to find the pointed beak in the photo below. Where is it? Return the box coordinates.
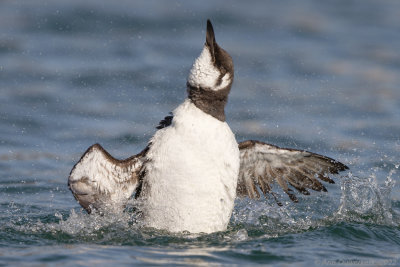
[206,19,216,60]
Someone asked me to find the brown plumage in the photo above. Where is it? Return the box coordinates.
[237,140,348,204]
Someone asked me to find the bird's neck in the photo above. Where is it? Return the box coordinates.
[187,84,230,122]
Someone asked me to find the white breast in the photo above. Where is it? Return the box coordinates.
[142,99,240,233]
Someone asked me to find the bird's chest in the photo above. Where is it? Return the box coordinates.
[141,105,240,232]
[147,117,239,199]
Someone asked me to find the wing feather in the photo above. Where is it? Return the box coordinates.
[68,144,148,213]
[237,140,348,204]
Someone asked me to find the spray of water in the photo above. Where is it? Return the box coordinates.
[3,165,399,245]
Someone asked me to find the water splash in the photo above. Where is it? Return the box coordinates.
[336,167,398,225]
[2,165,398,247]
[231,165,399,238]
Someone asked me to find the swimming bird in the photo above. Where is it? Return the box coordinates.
[68,20,348,234]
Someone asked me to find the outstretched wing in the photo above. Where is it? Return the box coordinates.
[68,144,148,213]
[237,140,348,204]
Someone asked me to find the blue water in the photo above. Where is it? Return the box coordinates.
[1,0,400,266]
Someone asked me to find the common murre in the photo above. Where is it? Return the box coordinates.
[68,20,348,234]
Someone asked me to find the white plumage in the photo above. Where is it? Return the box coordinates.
[188,46,220,89]
[69,144,142,212]
[143,99,239,233]
[187,46,231,91]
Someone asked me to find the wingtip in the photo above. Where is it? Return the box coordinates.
[332,160,350,173]
[286,189,298,202]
